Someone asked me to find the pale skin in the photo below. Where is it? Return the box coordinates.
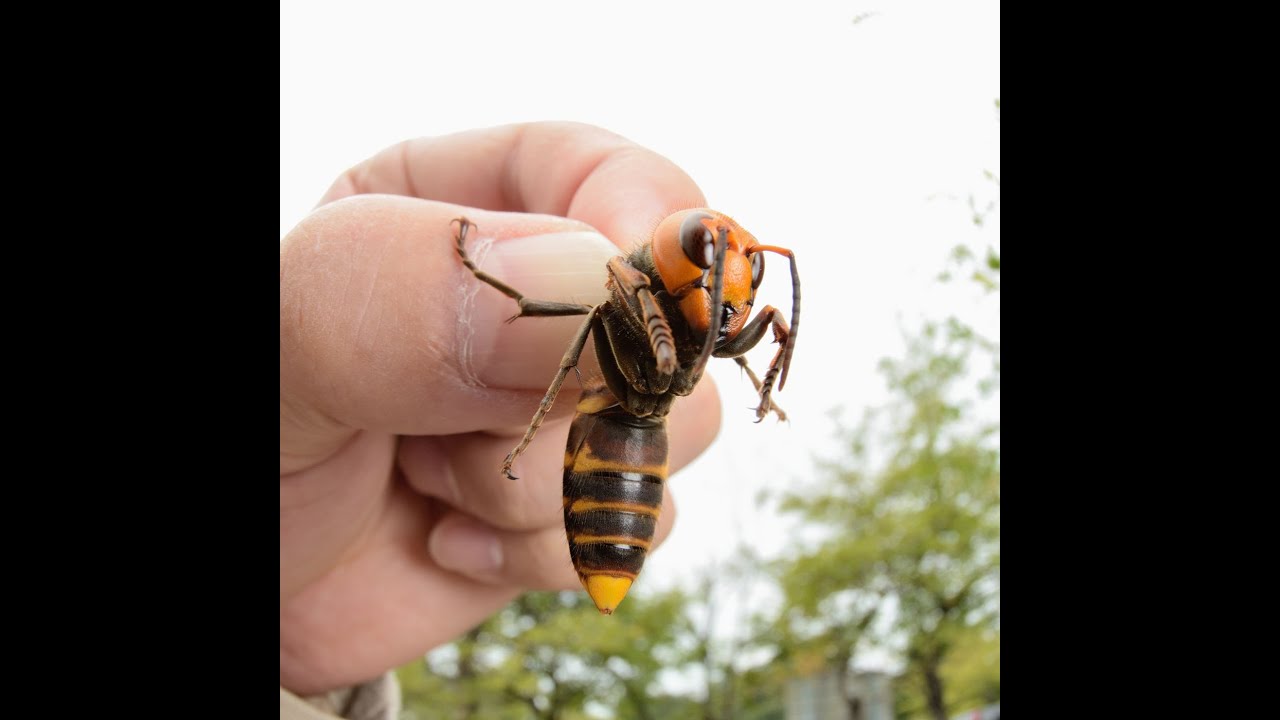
[281,122,722,695]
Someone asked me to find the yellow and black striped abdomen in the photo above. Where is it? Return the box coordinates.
[563,403,668,614]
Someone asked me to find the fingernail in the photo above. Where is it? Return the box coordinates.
[458,229,617,389]
[429,518,504,575]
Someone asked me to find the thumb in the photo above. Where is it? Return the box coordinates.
[280,194,618,471]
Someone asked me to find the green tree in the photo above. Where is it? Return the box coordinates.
[775,318,999,720]
[397,588,705,720]
[938,626,999,711]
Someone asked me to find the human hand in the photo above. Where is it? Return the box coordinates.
[280,122,722,695]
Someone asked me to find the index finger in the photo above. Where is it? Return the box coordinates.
[319,121,708,250]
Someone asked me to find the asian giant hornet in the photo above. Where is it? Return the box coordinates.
[452,210,800,614]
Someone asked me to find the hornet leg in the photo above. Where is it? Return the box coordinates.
[453,218,595,320]
[452,217,600,479]
[605,257,678,375]
[500,307,600,480]
[732,356,787,422]
[714,305,791,422]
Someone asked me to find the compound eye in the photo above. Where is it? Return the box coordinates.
[680,212,715,269]
[750,250,766,289]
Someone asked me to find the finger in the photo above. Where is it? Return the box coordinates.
[399,377,721,532]
[280,430,397,599]
[396,416,576,534]
[318,121,707,252]
[281,197,618,472]
[281,482,521,695]
[427,485,678,591]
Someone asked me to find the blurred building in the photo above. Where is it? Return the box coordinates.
[784,670,892,720]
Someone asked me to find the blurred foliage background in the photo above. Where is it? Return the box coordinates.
[396,101,999,720]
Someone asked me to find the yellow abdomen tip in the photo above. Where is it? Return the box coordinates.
[584,575,634,615]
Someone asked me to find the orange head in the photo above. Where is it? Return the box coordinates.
[651,210,766,343]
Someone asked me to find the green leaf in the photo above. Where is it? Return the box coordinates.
[971,271,996,292]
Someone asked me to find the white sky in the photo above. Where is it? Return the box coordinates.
[282,0,1000,664]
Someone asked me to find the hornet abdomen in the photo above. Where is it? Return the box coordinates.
[562,393,668,614]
